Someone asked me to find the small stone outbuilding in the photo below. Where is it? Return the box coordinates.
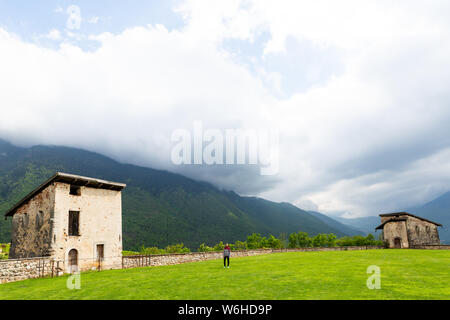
[375,212,442,248]
[4,172,126,273]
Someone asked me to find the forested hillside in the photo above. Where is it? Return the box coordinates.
[0,139,355,250]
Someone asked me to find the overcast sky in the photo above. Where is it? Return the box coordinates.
[1,0,450,218]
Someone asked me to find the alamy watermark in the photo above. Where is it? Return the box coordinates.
[66,272,81,290]
[66,5,82,30]
[366,265,381,289]
[171,121,279,175]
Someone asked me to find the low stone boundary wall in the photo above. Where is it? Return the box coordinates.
[0,257,64,284]
[411,245,450,250]
[122,249,273,269]
[122,246,384,269]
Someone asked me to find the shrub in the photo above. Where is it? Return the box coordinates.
[288,233,298,248]
[234,240,247,251]
[336,234,384,247]
[122,250,140,256]
[287,232,338,248]
[312,234,328,247]
[246,233,264,249]
[140,246,165,255]
[198,243,214,252]
[213,241,225,251]
[266,235,283,249]
[297,232,312,247]
[325,234,337,247]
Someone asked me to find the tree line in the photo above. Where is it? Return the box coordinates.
[123,232,384,255]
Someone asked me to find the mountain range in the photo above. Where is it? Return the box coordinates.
[0,139,363,250]
[1,139,448,248]
[409,192,450,244]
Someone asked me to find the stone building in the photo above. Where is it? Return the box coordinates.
[375,212,442,248]
[4,172,126,273]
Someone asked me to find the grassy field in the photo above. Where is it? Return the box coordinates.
[0,249,449,300]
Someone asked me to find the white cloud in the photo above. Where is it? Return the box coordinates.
[300,147,450,217]
[0,24,271,178]
[45,29,62,40]
[88,16,100,24]
[1,0,450,218]
[177,0,450,53]
[53,6,64,14]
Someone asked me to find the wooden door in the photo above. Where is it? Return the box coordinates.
[394,238,402,248]
[68,249,78,273]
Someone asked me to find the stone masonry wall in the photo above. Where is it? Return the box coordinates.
[0,257,64,284]
[411,245,450,250]
[52,182,123,273]
[406,216,440,246]
[122,249,272,268]
[122,246,384,269]
[383,220,410,248]
[9,185,55,259]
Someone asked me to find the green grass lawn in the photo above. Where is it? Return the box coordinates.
[1,249,449,300]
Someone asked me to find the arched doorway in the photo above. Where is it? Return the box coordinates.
[68,249,78,273]
[393,238,402,248]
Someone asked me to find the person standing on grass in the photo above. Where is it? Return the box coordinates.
[223,243,231,268]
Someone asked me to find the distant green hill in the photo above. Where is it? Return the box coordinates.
[409,192,450,244]
[307,211,364,236]
[0,139,353,250]
[335,216,381,236]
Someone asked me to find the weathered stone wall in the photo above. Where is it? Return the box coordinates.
[411,245,450,250]
[7,181,123,272]
[122,246,384,269]
[7,181,123,273]
[122,250,272,268]
[52,182,123,273]
[383,220,409,248]
[0,257,64,284]
[380,215,442,248]
[406,216,440,246]
[9,185,55,259]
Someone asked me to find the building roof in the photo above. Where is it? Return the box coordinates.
[375,212,442,230]
[375,218,407,230]
[4,172,126,217]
